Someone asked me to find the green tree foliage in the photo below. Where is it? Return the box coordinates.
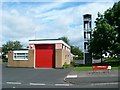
[90,1,120,62]
[58,36,70,45]
[71,46,83,60]
[58,36,83,60]
[2,41,23,54]
[104,1,120,55]
[90,13,114,61]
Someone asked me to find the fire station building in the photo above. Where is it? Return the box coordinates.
[8,39,72,68]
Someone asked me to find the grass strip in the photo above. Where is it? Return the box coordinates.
[75,66,119,71]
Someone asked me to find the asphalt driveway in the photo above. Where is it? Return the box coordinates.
[2,64,119,88]
[2,64,73,88]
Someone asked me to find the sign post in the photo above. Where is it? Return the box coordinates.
[92,66,111,73]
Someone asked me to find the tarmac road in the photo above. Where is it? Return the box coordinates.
[1,64,119,88]
[64,69,119,88]
[2,64,73,88]
[65,76,119,84]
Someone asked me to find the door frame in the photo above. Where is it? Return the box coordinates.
[34,44,55,68]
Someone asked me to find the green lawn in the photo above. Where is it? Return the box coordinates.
[75,66,92,71]
[74,58,120,71]
[75,66,119,71]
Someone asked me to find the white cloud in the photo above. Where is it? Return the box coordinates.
[2,10,38,45]
[0,2,2,47]
[33,2,113,48]
[2,2,114,50]
[29,2,65,16]
[2,0,118,2]
[75,2,114,27]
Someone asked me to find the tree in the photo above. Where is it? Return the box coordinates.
[2,41,23,54]
[58,36,70,45]
[58,36,83,60]
[90,1,120,62]
[104,1,120,56]
[71,46,83,60]
[90,13,114,62]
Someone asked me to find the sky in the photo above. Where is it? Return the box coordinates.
[1,0,118,50]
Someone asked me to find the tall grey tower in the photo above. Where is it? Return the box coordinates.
[83,14,92,65]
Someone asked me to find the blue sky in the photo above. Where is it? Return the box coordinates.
[1,0,117,50]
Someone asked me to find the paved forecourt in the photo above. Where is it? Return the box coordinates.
[2,64,73,88]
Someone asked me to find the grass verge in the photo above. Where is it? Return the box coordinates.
[75,66,119,71]
[75,66,92,71]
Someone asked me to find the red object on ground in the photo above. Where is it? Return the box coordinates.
[35,44,55,68]
[92,66,109,70]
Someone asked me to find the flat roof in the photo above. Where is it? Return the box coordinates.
[9,49,28,52]
[29,39,70,48]
[29,39,61,41]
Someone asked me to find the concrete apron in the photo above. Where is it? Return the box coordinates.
[64,70,119,85]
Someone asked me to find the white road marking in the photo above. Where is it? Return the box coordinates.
[29,83,46,86]
[13,87,16,88]
[6,82,21,85]
[66,75,77,78]
[55,83,72,86]
[91,82,118,86]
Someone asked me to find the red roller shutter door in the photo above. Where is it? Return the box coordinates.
[35,44,55,68]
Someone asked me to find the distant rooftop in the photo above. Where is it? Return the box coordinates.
[13,49,28,51]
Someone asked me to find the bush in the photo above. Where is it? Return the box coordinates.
[62,62,70,69]
[93,54,101,59]
[2,59,8,62]
[73,56,83,60]
[70,61,75,66]
[92,58,120,67]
